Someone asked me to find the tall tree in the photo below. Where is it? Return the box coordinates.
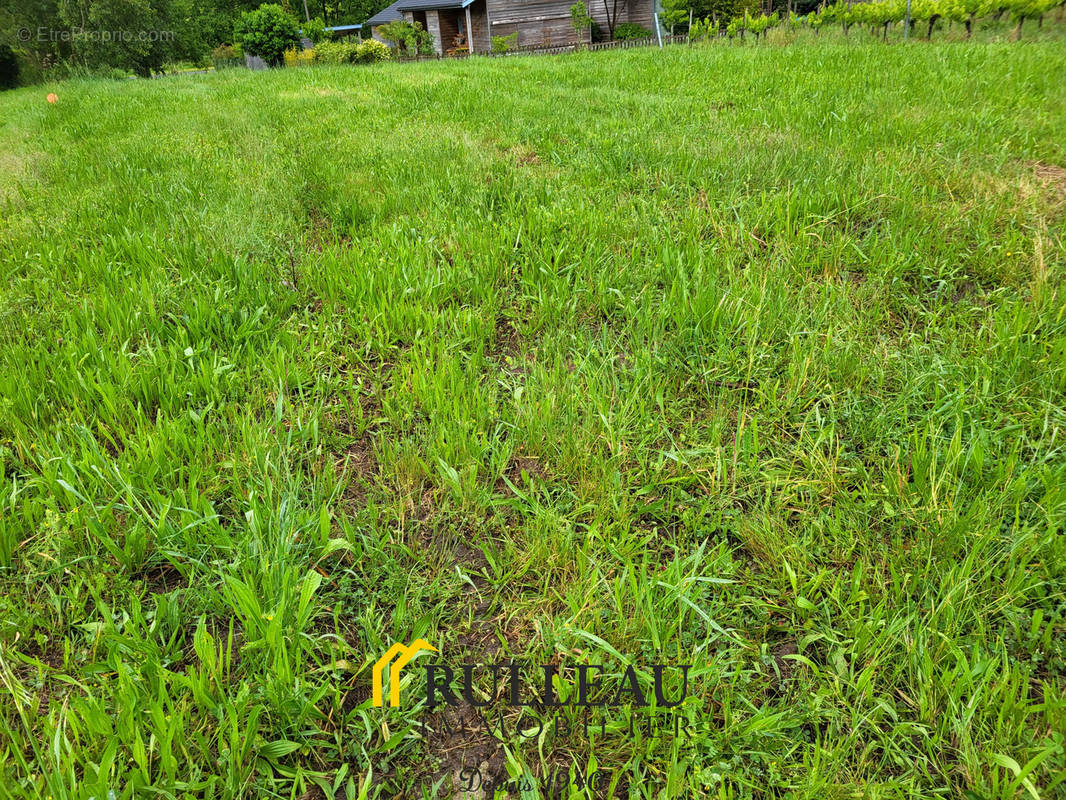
[58,0,175,76]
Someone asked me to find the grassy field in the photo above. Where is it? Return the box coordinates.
[1,34,1065,799]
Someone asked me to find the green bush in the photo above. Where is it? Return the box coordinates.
[211,43,245,69]
[310,39,391,65]
[0,44,19,90]
[356,39,392,63]
[491,32,519,52]
[378,20,435,56]
[570,1,594,41]
[313,40,362,64]
[689,16,718,40]
[235,4,303,67]
[303,17,330,44]
[612,22,653,39]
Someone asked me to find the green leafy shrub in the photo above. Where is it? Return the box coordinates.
[211,43,244,69]
[491,32,519,52]
[303,17,330,44]
[356,39,391,63]
[235,4,303,67]
[570,2,594,42]
[0,44,19,90]
[612,22,653,39]
[378,20,435,56]
[283,47,315,67]
[313,40,362,63]
[689,16,718,40]
[311,39,388,65]
[747,11,778,41]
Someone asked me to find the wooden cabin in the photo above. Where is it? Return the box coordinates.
[388,0,657,55]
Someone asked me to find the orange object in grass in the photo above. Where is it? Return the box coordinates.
[47,93,58,104]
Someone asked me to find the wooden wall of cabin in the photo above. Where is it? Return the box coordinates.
[485,0,655,47]
[486,0,584,46]
[437,9,462,50]
[469,0,491,52]
[588,0,656,37]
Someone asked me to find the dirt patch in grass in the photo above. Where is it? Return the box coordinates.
[305,202,353,252]
[18,631,65,672]
[495,454,546,495]
[514,147,541,167]
[416,536,512,797]
[1032,161,1066,197]
[766,639,798,697]
[453,540,490,575]
[487,312,533,377]
[337,434,378,494]
[457,600,504,662]
[140,559,188,595]
[341,681,373,715]
[331,394,384,503]
[420,704,509,798]
[173,615,244,673]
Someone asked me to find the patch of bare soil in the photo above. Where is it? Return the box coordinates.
[766,640,798,697]
[415,539,512,798]
[1033,161,1066,197]
[495,454,546,495]
[515,148,541,167]
[341,682,372,716]
[421,704,509,798]
[338,435,377,496]
[453,541,490,578]
[172,615,244,673]
[488,312,527,374]
[332,394,383,503]
[140,559,187,595]
[18,632,65,672]
[303,192,353,253]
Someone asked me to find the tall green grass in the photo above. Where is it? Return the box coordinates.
[0,36,1064,799]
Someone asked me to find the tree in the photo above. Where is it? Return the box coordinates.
[958,0,995,35]
[599,0,621,38]
[569,1,593,44]
[303,15,329,42]
[660,0,754,30]
[1008,0,1059,34]
[0,44,19,89]
[314,0,379,26]
[57,0,179,76]
[234,3,302,65]
[377,19,433,56]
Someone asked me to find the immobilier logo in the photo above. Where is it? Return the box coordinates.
[372,639,438,707]
[372,639,697,794]
[372,640,693,714]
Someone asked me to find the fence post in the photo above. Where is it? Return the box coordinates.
[654,12,663,47]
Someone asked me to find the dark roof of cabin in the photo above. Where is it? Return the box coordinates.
[365,0,404,26]
[396,0,476,10]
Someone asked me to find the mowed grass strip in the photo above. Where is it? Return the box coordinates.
[0,36,1064,799]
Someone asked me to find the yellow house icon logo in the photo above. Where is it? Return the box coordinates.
[372,640,438,707]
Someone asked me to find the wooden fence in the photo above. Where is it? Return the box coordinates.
[392,33,690,62]
[487,33,689,58]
